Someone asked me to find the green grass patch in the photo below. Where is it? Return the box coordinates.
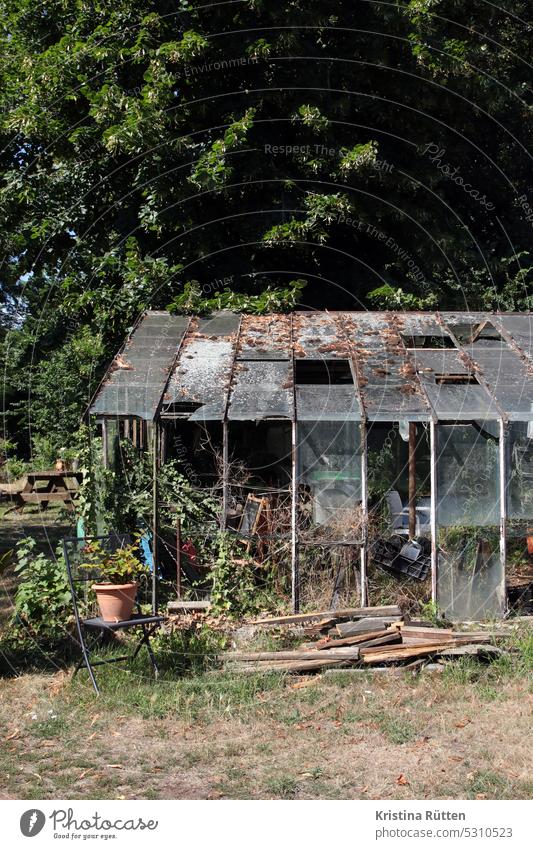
[468,770,517,800]
[373,710,417,744]
[266,775,299,798]
[68,660,286,722]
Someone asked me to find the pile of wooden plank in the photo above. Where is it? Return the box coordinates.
[224,607,504,673]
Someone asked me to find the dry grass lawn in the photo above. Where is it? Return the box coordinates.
[0,643,531,800]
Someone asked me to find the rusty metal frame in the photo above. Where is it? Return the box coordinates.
[333,313,369,605]
[221,315,244,529]
[289,314,299,612]
[499,417,508,617]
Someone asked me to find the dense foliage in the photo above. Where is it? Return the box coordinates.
[0,2,531,451]
[12,537,72,639]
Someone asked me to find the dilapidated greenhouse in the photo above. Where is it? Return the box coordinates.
[89,310,533,621]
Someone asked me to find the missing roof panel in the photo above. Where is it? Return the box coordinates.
[435,373,478,385]
[401,334,455,349]
[471,321,504,343]
[295,359,354,385]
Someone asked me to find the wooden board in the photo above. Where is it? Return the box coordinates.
[251,606,402,627]
[438,644,504,658]
[331,617,400,637]
[360,641,471,665]
[394,625,453,638]
[351,632,402,650]
[18,491,77,503]
[303,617,337,635]
[224,647,360,663]
[313,629,391,650]
[233,656,356,673]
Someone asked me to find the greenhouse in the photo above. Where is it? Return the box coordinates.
[89,310,533,621]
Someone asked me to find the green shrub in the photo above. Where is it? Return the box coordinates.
[151,627,226,676]
[31,435,59,469]
[207,533,259,617]
[12,537,72,639]
[2,457,27,480]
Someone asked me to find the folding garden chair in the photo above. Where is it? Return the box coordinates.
[63,533,166,695]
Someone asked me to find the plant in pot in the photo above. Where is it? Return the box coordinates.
[61,447,80,471]
[80,540,150,622]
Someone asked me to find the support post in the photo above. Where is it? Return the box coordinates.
[291,419,299,613]
[159,422,166,464]
[176,516,182,600]
[101,420,108,468]
[152,421,159,615]
[499,418,507,616]
[222,420,229,529]
[408,422,417,539]
[429,420,438,604]
[360,420,368,606]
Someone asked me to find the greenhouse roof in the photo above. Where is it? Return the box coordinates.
[89,310,533,423]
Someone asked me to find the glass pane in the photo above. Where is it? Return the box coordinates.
[506,422,533,613]
[507,421,533,521]
[367,421,431,539]
[297,420,362,542]
[436,422,504,620]
[366,422,432,608]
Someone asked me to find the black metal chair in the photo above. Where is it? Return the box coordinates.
[62,533,166,695]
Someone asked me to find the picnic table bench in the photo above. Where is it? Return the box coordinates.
[1,470,83,512]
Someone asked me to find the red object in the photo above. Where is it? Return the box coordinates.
[181,539,197,563]
[527,534,533,556]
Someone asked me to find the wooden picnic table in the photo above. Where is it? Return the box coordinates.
[12,470,83,512]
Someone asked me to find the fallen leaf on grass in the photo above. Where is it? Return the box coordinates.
[78,769,93,780]
[290,678,317,690]
[361,786,368,793]
[87,732,98,742]
[90,714,100,727]
[396,774,410,786]
[5,729,19,741]
[455,718,471,728]
[107,764,123,770]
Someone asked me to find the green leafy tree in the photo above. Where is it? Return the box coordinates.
[0,1,530,449]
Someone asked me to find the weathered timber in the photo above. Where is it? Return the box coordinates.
[302,617,337,636]
[251,606,402,627]
[234,656,355,673]
[395,625,453,638]
[360,641,472,664]
[438,644,504,658]
[313,629,391,650]
[350,632,402,650]
[330,617,400,637]
[224,648,360,663]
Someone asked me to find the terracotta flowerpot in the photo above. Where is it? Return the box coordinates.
[92,582,137,622]
[527,532,533,556]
